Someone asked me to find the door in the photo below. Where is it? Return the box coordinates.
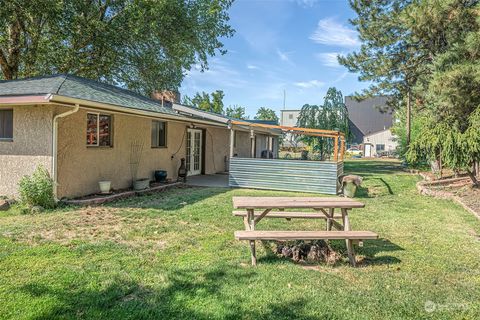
[364,144,372,157]
[186,129,203,176]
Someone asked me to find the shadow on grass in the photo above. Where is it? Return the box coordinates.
[344,160,403,176]
[256,237,403,267]
[353,177,395,198]
[20,267,321,320]
[106,186,229,211]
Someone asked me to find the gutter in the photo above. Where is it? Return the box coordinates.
[52,103,80,200]
[172,103,230,124]
[49,95,226,128]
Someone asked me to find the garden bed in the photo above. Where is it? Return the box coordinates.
[63,181,184,206]
[416,176,480,219]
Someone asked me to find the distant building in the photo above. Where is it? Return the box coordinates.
[279,96,397,155]
[279,109,304,147]
[345,96,393,144]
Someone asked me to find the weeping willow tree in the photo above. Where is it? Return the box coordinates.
[296,87,350,160]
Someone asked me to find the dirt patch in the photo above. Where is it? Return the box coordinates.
[1,207,168,250]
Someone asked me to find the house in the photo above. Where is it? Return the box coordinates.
[362,129,397,157]
[279,109,304,148]
[344,96,397,155]
[0,75,280,199]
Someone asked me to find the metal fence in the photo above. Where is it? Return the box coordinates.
[229,157,343,195]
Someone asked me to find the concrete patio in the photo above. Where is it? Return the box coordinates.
[186,173,230,188]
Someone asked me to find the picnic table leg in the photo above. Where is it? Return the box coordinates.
[342,208,356,267]
[326,208,334,231]
[247,209,256,266]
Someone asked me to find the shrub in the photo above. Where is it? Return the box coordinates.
[18,166,56,209]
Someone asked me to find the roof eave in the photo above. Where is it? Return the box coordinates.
[48,95,227,127]
[0,94,51,106]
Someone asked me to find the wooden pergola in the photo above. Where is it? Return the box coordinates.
[230,120,346,162]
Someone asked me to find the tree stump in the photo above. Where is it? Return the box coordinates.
[275,240,340,264]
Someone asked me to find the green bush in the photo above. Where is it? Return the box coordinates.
[18,166,56,209]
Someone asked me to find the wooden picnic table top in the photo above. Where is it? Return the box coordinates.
[232,197,365,209]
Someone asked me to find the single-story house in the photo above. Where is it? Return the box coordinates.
[0,74,281,199]
[362,128,397,157]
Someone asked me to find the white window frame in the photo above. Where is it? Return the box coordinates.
[87,112,112,147]
[151,120,167,148]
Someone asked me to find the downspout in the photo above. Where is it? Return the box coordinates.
[52,104,80,200]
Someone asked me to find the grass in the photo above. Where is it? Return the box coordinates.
[0,160,479,319]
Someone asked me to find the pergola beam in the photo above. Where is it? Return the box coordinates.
[230,120,346,162]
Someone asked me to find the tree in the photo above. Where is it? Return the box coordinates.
[338,0,433,147]
[0,0,234,95]
[406,0,480,185]
[255,107,278,122]
[225,105,248,119]
[183,90,225,114]
[210,90,225,114]
[341,0,480,184]
[296,87,349,160]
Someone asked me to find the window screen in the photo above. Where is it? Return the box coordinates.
[0,109,13,140]
[151,121,167,147]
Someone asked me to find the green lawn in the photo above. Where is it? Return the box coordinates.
[0,160,479,319]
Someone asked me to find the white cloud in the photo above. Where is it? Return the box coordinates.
[292,0,319,7]
[247,64,259,70]
[310,18,359,47]
[315,52,342,67]
[277,49,290,62]
[182,58,248,91]
[294,80,325,89]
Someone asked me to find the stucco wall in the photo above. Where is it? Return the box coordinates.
[204,126,230,174]
[233,130,251,158]
[56,109,233,198]
[0,105,56,197]
[56,109,191,198]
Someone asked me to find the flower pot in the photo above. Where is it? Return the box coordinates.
[98,181,111,194]
[154,170,167,183]
[133,178,150,190]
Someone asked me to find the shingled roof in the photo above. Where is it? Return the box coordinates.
[0,74,178,116]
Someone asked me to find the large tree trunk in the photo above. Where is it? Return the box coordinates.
[0,19,22,80]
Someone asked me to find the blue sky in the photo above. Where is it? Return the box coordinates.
[180,0,367,117]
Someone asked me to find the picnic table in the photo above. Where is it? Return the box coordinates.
[232,197,378,267]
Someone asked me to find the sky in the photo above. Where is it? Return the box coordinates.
[180,0,367,118]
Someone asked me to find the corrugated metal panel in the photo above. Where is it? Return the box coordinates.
[229,158,343,195]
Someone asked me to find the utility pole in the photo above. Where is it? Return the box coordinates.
[283,89,286,110]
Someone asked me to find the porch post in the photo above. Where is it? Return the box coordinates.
[334,136,339,162]
[250,129,255,158]
[229,129,235,157]
[340,137,345,161]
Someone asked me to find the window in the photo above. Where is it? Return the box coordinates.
[0,109,13,140]
[288,114,294,119]
[376,144,385,152]
[151,120,167,147]
[86,113,112,147]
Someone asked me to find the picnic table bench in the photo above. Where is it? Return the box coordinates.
[232,197,378,267]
